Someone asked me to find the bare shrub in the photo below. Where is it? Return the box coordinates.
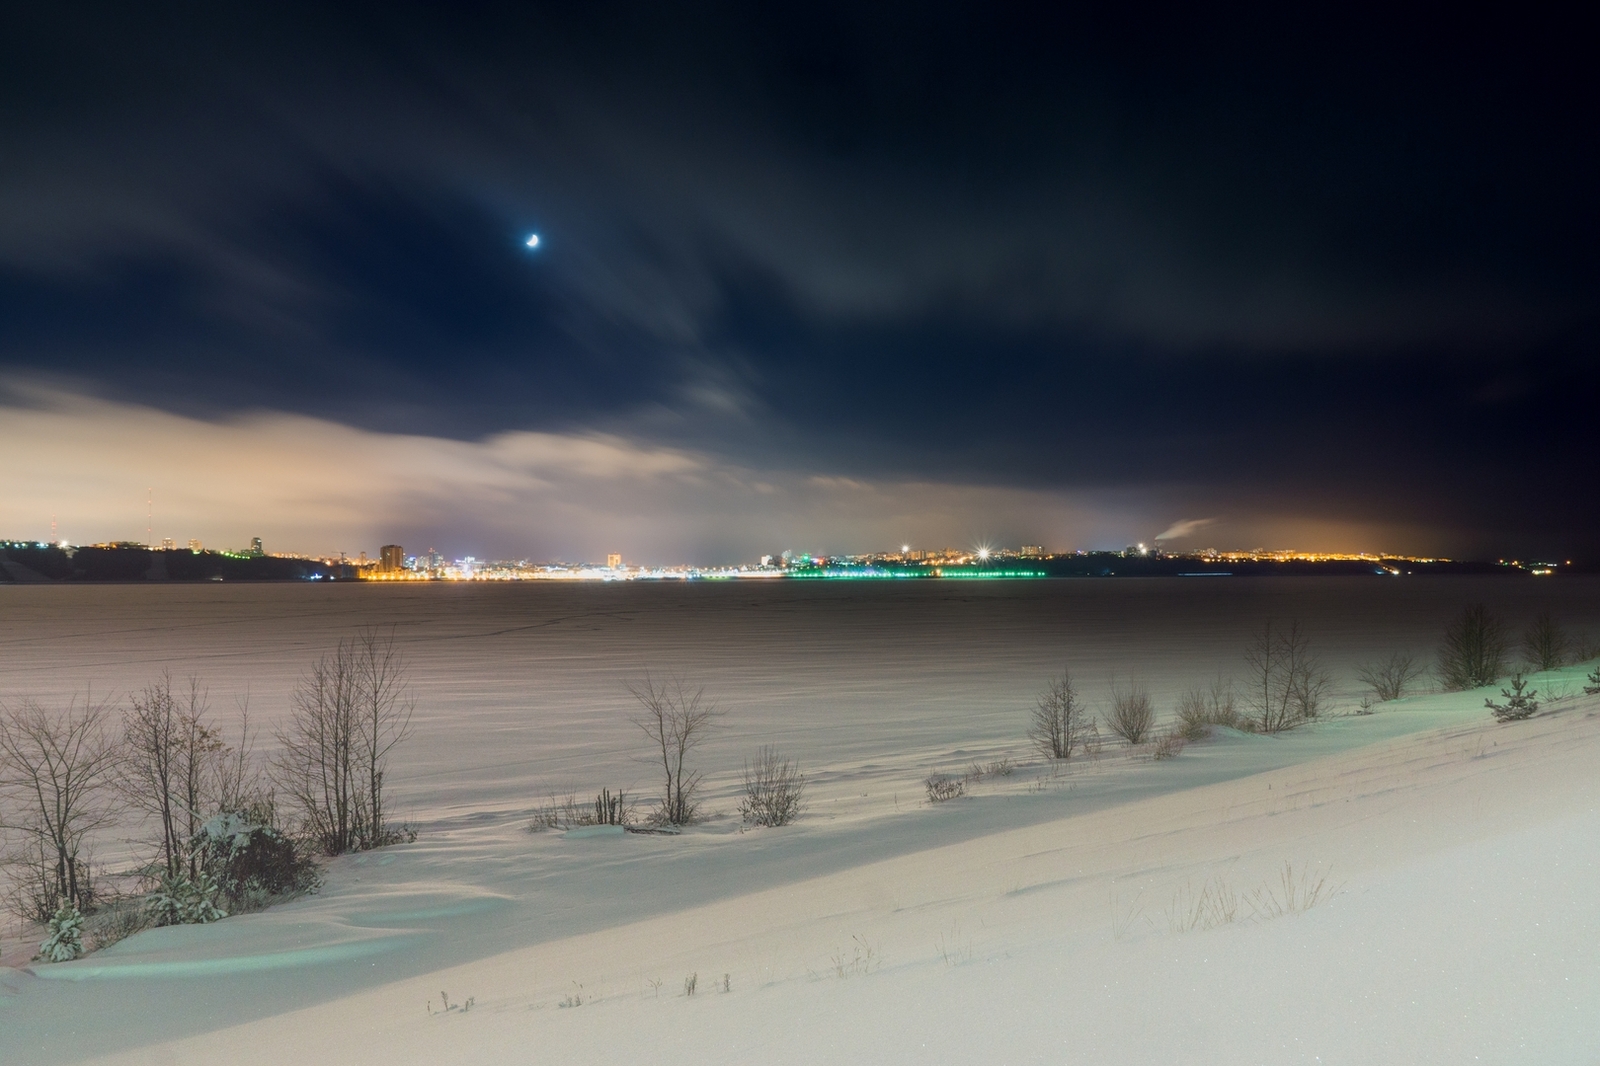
[1251,862,1335,918]
[1168,877,1244,933]
[1028,670,1092,759]
[627,674,720,826]
[1438,604,1508,690]
[1356,651,1424,703]
[831,934,879,978]
[1105,679,1154,745]
[84,897,150,950]
[527,793,580,831]
[0,695,119,919]
[1167,862,1334,932]
[275,627,415,855]
[924,774,965,802]
[1151,729,1186,760]
[1522,612,1567,672]
[739,747,806,827]
[1177,676,1242,738]
[1574,632,1600,663]
[1242,621,1331,733]
[1177,675,1248,736]
[966,756,1014,781]
[1175,687,1210,739]
[592,788,631,826]
[528,792,628,831]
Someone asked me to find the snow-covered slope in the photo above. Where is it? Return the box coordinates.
[6,689,1596,1064]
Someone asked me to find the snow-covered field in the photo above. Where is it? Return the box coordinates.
[2,580,1598,1062]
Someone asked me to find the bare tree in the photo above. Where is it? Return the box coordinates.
[1028,670,1090,758]
[1243,621,1331,732]
[121,675,224,880]
[276,627,413,854]
[739,747,806,827]
[1521,612,1567,672]
[350,628,413,845]
[276,642,355,854]
[213,695,262,817]
[0,695,120,918]
[626,674,719,825]
[1356,651,1424,703]
[1438,604,1508,690]
[1104,678,1154,745]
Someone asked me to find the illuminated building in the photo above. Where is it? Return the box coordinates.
[380,544,404,573]
[607,553,622,568]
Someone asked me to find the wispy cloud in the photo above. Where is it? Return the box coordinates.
[1154,517,1217,542]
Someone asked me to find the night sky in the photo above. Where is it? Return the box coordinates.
[3,6,1596,562]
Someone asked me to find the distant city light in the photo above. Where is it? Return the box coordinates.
[977,548,990,560]
[901,545,910,554]
[524,234,540,248]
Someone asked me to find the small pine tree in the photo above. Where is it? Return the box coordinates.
[1486,673,1539,722]
[1585,668,1600,696]
[37,902,85,962]
[146,871,227,926]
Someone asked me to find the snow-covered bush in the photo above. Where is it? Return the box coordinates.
[1486,673,1539,722]
[1585,668,1600,696]
[146,871,226,926]
[925,774,964,802]
[192,810,319,904]
[37,901,85,962]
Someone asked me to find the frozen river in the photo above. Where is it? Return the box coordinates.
[2,576,1595,820]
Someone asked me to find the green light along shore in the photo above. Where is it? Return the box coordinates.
[787,566,1048,579]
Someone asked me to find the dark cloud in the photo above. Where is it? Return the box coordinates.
[2,5,1597,557]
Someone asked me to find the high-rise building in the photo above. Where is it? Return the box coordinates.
[380,544,404,573]
[606,553,622,569]
[188,539,203,552]
[159,538,176,551]
[1020,545,1044,558]
[250,537,264,556]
